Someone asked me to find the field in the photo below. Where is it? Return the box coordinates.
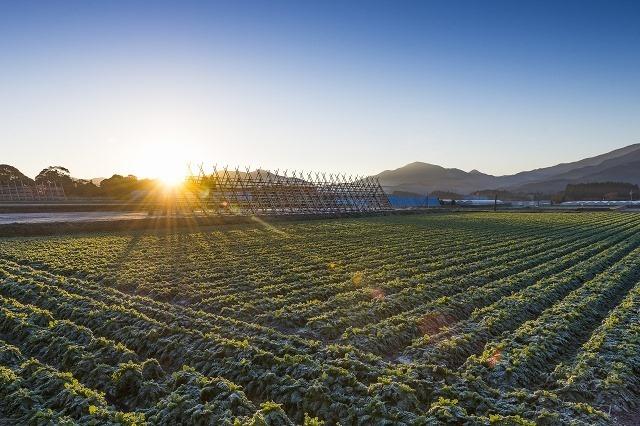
[1,212,639,425]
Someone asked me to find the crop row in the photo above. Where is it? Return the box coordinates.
[400,220,640,367]
[0,295,299,425]
[0,214,613,325]
[296,214,638,341]
[337,214,640,353]
[0,258,391,387]
[464,245,640,392]
[0,269,424,423]
[553,279,640,415]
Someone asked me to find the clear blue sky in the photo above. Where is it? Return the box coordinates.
[1,0,639,179]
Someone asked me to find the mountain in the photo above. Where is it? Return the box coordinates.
[377,143,640,195]
[377,162,499,194]
[503,143,640,185]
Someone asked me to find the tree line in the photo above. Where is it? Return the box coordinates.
[391,182,639,203]
[559,182,638,202]
[0,165,160,199]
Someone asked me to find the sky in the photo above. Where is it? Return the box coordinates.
[1,0,639,180]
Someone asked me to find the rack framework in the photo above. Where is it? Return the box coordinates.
[0,181,66,202]
[185,166,392,215]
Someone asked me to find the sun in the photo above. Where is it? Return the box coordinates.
[138,145,190,189]
[157,170,185,188]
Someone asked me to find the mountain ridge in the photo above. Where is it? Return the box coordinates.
[377,143,640,195]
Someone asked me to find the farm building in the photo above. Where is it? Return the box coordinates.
[387,195,440,208]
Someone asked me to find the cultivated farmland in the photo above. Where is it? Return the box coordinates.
[0,212,639,424]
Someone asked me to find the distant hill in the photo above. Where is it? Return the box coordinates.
[377,162,498,195]
[376,143,640,195]
[503,143,640,185]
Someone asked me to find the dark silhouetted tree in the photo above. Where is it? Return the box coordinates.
[0,164,34,184]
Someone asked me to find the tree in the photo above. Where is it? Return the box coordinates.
[35,166,73,185]
[99,174,156,199]
[71,179,102,197]
[0,164,34,185]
